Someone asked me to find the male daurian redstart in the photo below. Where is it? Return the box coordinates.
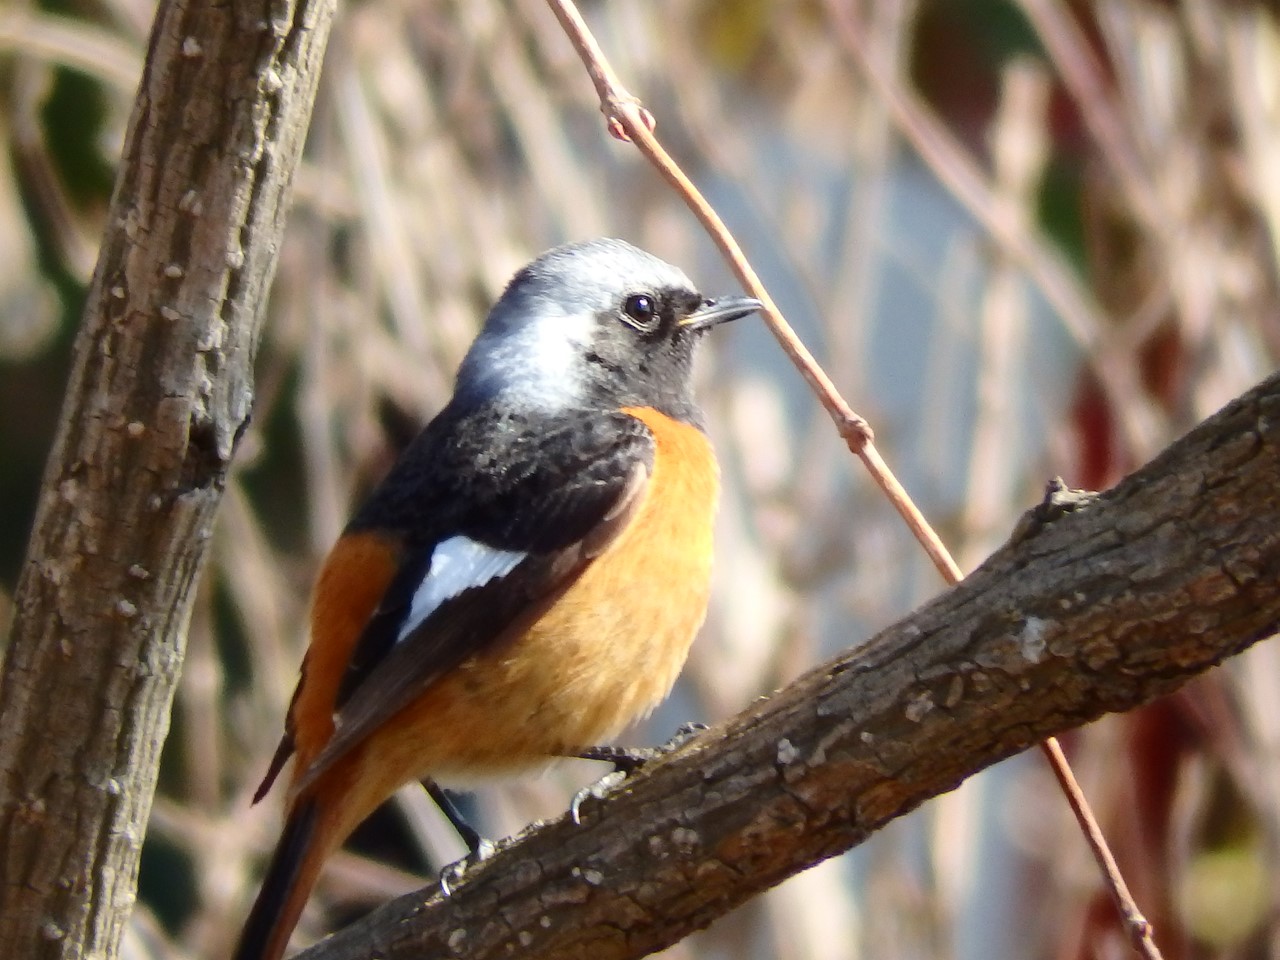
[232,238,761,960]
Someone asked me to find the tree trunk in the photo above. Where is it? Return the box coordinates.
[0,2,335,958]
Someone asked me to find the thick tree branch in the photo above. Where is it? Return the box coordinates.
[0,2,335,959]
[304,371,1280,960]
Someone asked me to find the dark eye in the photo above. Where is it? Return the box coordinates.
[622,293,658,330]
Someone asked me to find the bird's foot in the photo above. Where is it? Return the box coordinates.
[665,720,709,749]
[574,722,709,773]
[438,837,496,897]
[569,769,628,824]
[573,744,662,774]
[568,722,709,823]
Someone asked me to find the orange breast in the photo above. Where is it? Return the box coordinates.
[346,406,721,796]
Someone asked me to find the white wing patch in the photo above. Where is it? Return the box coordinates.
[398,536,526,644]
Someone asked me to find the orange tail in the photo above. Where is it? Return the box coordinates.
[232,797,332,960]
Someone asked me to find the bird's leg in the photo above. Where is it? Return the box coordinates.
[568,722,709,823]
[422,780,495,895]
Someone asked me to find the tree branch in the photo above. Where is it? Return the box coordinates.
[0,2,336,958]
[303,370,1280,960]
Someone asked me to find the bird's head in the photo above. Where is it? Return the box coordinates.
[455,238,761,421]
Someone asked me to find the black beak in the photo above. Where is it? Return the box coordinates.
[679,295,763,332]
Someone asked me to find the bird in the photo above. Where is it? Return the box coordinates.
[232,238,761,960]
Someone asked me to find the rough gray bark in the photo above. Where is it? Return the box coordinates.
[0,2,336,959]
[303,371,1280,960]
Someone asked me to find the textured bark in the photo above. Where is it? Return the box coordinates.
[303,372,1280,960]
[0,2,335,959]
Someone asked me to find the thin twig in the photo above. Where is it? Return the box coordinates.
[1042,737,1163,959]
[543,2,1164,958]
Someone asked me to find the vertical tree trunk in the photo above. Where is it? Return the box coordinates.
[0,2,335,958]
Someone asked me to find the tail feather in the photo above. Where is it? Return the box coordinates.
[232,798,324,960]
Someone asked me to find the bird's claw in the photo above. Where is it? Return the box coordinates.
[438,837,496,896]
[569,769,628,824]
[569,722,710,824]
[666,721,708,748]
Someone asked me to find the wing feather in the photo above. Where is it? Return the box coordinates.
[290,420,652,795]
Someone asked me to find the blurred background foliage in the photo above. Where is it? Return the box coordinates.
[2,1,1280,958]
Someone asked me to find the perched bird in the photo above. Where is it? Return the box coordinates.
[233,238,761,960]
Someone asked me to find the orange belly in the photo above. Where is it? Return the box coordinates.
[344,406,719,801]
